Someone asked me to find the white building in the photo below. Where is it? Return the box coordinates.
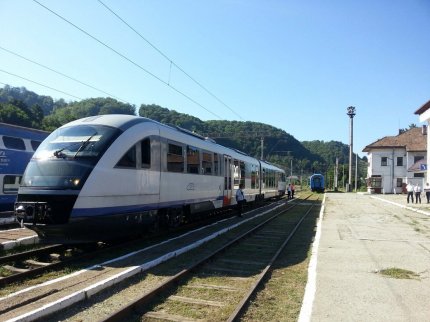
[363,126,427,194]
[415,100,430,186]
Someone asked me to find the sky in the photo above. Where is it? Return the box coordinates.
[1,0,429,157]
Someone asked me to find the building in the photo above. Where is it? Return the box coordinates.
[363,126,427,194]
[415,99,430,187]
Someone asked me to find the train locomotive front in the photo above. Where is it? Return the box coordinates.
[14,115,142,242]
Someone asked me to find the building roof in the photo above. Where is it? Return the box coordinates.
[362,126,427,152]
[414,99,430,115]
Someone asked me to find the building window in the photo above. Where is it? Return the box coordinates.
[367,176,382,188]
[381,157,388,166]
[414,173,424,178]
[414,156,424,163]
[396,157,403,166]
[396,178,403,187]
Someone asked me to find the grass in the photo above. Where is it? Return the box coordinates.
[379,267,420,280]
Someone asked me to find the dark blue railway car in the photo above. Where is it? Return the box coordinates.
[310,173,325,192]
[0,123,48,212]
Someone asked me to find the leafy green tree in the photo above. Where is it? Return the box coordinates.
[0,102,32,127]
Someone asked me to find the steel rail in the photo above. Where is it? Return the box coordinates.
[102,194,313,322]
[227,200,317,321]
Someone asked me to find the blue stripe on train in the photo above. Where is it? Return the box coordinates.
[71,195,224,218]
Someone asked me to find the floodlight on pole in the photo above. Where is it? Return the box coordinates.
[347,106,356,192]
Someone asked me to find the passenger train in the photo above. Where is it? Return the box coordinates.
[0,123,48,213]
[15,115,286,243]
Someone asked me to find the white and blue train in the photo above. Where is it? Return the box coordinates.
[0,123,48,214]
[15,115,286,243]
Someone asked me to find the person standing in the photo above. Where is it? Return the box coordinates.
[406,182,414,203]
[287,184,291,199]
[236,183,245,217]
[291,183,295,198]
[424,183,430,203]
[414,184,422,204]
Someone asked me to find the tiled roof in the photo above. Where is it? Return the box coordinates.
[362,126,427,152]
[414,99,430,115]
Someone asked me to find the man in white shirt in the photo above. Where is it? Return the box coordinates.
[406,183,414,203]
[414,184,421,204]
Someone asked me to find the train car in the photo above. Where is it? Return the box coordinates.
[0,123,48,213]
[310,173,325,192]
[14,115,286,243]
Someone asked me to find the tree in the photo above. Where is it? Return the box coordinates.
[0,103,32,127]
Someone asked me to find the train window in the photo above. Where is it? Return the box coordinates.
[31,140,42,151]
[186,146,200,174]
[167,143,184,172]
[3,175,22,194]
[233,160,239,186]
[202,152,212,174]
[116,145,137,168]
[240,161,245,187]
[251,164,256,189]
[214,153,219,176]
[3,136,25,150]
[141,138,151,168]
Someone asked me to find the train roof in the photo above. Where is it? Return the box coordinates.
[59,115,285,171]
[0,122,49,140]
[61,114,150,131]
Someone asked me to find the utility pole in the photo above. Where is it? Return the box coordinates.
[260,137,264,160]
[347,106,356,192]
[334,157,339,191]
[355,153,358,192]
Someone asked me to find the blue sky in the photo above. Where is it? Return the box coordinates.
[1,0,429,157]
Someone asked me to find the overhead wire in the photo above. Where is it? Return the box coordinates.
[0,45,128,103]
[97,0,244,121]
[32,0,223,120]
[0,69,83,100]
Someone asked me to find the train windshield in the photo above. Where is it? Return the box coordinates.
[21,124,120,189]
[33,124,119,160]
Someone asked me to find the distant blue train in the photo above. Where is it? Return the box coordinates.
[0,123,49,212]
[310,173,325,193]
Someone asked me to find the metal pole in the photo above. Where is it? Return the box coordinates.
[347,106,356,192]
[261,137,264,160]
[355,153,358,191]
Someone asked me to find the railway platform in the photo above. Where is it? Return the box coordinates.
[0,226,38,251]
[301,192,430,322]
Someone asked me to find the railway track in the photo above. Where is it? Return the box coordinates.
[100,195,318,321]
[0,242,114,288]
[0,196,319,321]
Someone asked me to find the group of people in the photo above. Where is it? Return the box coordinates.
[406,182,430,204]
[236,181,297,217]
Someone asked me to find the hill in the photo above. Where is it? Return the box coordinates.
[0,85,364,185]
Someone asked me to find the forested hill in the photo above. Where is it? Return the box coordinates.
[138,104,320,165]
[0,85,360,175]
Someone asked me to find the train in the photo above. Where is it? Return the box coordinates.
[14,114,286,243]
[0,123,48,214]
[310,173,325,192]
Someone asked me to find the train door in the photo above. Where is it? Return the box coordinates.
[223,155,233,206]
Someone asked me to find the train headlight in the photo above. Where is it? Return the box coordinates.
[72,178,80,186]
[15,205,25,214]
